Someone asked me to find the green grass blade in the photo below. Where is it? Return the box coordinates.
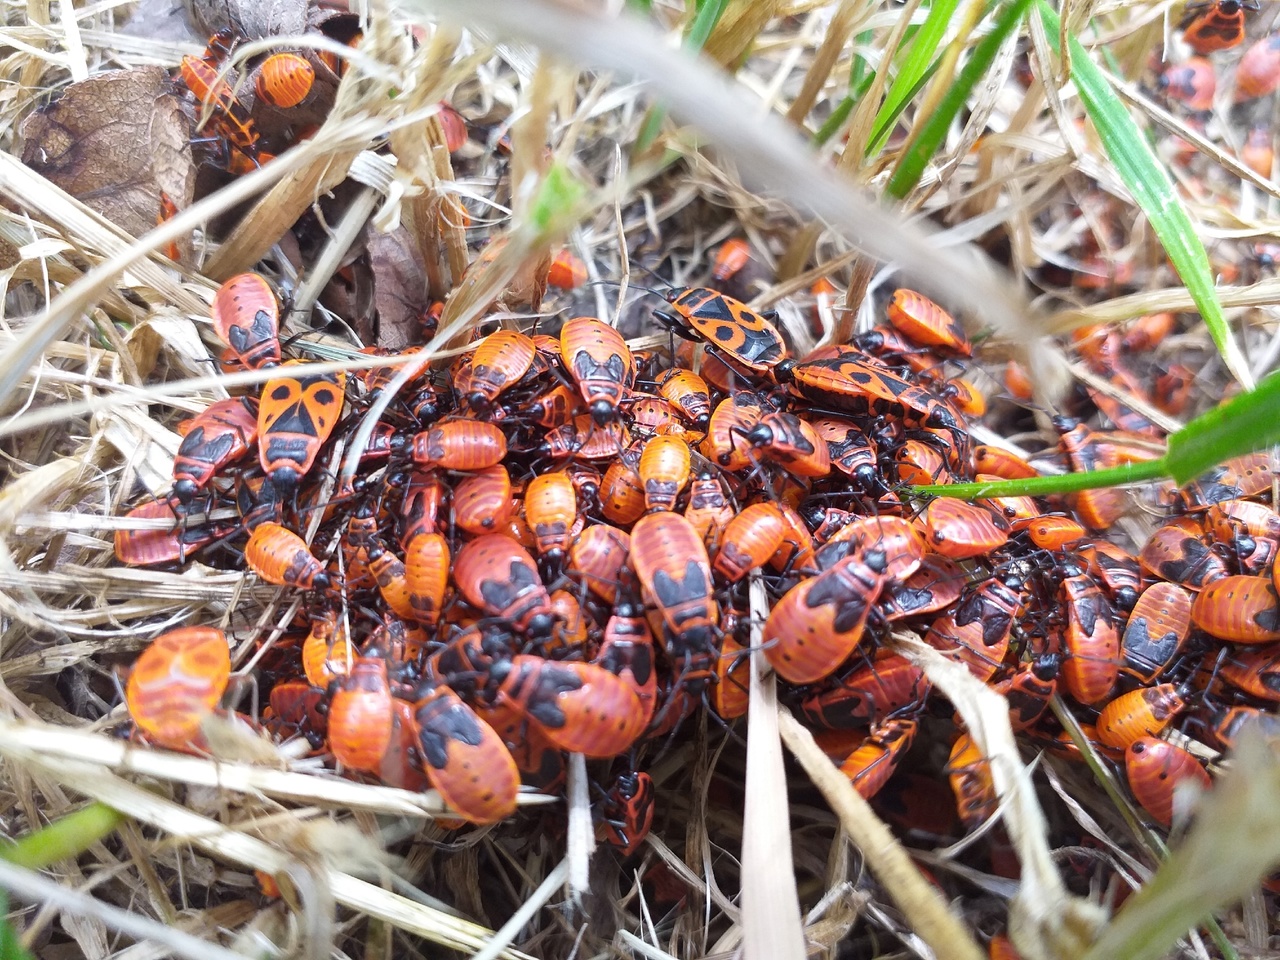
[848,29,873,92]
[814,95,857,145]
[528,163,586,234]
[1,802,123,871]
[814,31,876,146]
[688,0,732,50]
[633,0,733,153]
[867,0,960,156]
[917,369,1280,499]
[865,62,939,156]
[887,0,1033,199]
[1034,1,1253,389]
[1163,368,1280,485]
[912,459,1166,499]
[0,894,35,960]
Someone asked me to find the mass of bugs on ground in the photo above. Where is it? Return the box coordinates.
[13,1,1280,957]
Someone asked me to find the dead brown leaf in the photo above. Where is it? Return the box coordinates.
[186,0,306,41]
[19,67,195,249]
[119,0,203,44]
[367,226,430,350]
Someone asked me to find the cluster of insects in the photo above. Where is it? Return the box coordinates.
[169,24,463,194]
[1155,3,1279,180]
[111,242,1280,883]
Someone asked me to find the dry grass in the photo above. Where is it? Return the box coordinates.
[1,0,1279,958]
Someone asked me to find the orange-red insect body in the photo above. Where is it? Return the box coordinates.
[397,469,446,546]
[638,435,691,512]
[1191,575,1280,643]
[1139,517,1227,590]
[1023,515,1087,550]
[412,682,519,823]
[684,471,734,543]
[993,654,1059,731]
[127,627,230,750]
[328,656,394,773]
[454,535,554,640]
[452,464,513,536]
[886,288,971,356]
[630,512,720,689]
[711,239,751,282]
[1178,453,1272,511]
[302,609,352,687]
[488,655,646,758]
[212,273,281,370]
[1096,683,1189,750]
[744,412,831,478]
[763,550,889,684]
[656,368,711,430]
[1060,571,1120,705]
[597,770,655,856]
[258,362,346,495]
[1125,737,1210,827]
[838,717,916,800]
[456,330,537,411]
[408,420,507,471]
[172,396,259,504]
[1219,647,1280,701]
[655,287,788,376]
[256,52,315,108]
[180,54,259,151]
[1159,57,1215,111]
[1181,0,1254,54]
[560,317,635,425]
[946,733,997,828]
[926,570,1020,673]
[714,503,787,583]
[568,523,631,603]
[595,597,659,729]
[925,498,1009,559]
[548,249,588,290]
[801,651,928,729]
[524,472,578,562]
[1121,582,1192,682]
[810,417,879,490]
[1236,33,1280,101]
[245,522,331,590]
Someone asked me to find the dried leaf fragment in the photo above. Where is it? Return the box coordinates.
[19,67,195,246]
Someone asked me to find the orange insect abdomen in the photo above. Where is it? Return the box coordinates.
[1125,736,1210,826]
[1096,684,1188,750]
[713,503,786,583]
[246,522,331,590]
[127,626,230,750]
[525,472,577,558]
[453,464,514,536]
[568,523,631,603]
[453,535,553,639]
[837,718,916,800]
[329,657,394,773]
[492,656,646,758]
[413,683,520,823]
[638,435,691,512]
[886,288,971,356]
[763,557,884,684]
[256,52,315,108]
[301,610,352,687]
[403,533,450,626]
[410,420,507,471]
[1192,575,1280,643]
